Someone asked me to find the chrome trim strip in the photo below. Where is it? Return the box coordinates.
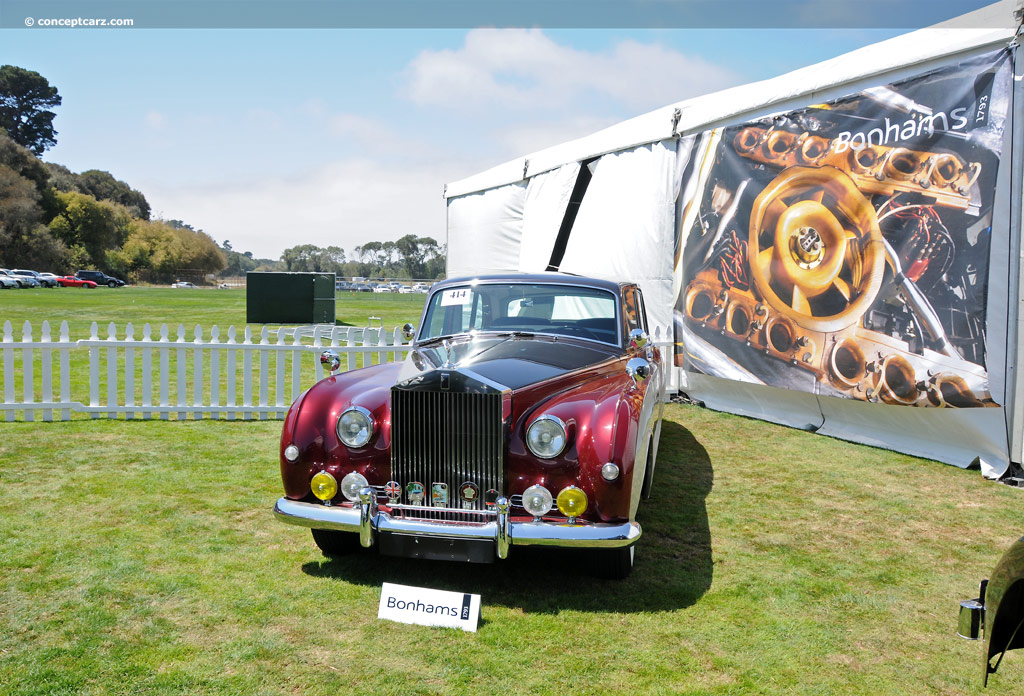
[274,497,642,551]
[358,487,376,548]
[496,497,511,559]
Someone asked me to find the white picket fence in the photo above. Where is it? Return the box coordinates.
[0,320,411,422]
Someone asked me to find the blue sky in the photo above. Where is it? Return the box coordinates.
[0,2,998,258]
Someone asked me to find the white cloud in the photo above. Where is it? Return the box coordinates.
[144,110,166,129]
[143,158,472,260]
[406,28,739,114]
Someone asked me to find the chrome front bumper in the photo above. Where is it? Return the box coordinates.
[273,488,641,560]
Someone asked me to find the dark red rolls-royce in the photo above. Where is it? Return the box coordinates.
[273,273,666,578]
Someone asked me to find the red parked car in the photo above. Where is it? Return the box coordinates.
[56,276,98,288]
[274,273,666,578]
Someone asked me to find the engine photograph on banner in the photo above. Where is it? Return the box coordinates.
[675,48,1012,408]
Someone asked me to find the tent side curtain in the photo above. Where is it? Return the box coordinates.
[446,182,526,278]
[558,140,679,348]
[519,162,581,272]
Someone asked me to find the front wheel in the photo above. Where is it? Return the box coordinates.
[107,281,117,288]
[591,545,635,579]
[311,528,362,558]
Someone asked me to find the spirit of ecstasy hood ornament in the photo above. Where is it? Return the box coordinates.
[442,338,453,368]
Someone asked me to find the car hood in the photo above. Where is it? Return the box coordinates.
[394,334,619,392]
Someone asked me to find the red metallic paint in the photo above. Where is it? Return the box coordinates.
[280,340,658,523]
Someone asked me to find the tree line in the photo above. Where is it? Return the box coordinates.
[0,64,445,283]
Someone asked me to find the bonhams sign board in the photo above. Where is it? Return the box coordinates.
[675,48,1012,409]
[378,582,481,632]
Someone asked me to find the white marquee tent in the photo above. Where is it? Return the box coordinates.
[443,1,1024,479]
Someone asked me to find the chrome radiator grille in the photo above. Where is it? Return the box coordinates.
[390,388,504,511]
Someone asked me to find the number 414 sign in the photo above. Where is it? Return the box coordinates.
[378,582,481,632]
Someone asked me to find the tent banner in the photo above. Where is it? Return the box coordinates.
[675,48,1013,409]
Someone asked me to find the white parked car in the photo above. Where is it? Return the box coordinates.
[372,285,392,293]
[171,281,196,288]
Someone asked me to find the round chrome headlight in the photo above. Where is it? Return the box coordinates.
[521,484,553,518]
[526,415,567,459]
[340,471,369,502]
[337,406,373,448]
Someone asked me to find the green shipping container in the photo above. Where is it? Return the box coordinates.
[246,272,336,324]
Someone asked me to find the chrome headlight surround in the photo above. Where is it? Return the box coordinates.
[340,471,369,502]
[525,414,568,459]
[337,406,374,448]
[521,484,553,519]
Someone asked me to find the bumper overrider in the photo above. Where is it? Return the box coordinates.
[274,487,641,560]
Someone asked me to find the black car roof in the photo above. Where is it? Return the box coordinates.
[433,272,625,295]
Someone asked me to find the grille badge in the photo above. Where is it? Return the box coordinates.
[384,481,401,503]
[431,482,449,507]
[484,488,499,509]
[406,481,425,505]
[459,482,480,509]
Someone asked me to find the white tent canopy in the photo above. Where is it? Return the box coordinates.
[444,1,1024,478]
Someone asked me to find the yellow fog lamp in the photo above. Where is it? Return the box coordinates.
[556,486,588,523]
[310,471,338,504]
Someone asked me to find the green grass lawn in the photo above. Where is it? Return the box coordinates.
[1,289,1022,694]
[0,408,1021,695]
[0,286,427,338]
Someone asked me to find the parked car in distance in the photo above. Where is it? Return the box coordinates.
[0,274,18,289]
[171,281,196,288]
[351,284,372,292]
[37,272,60,286]
[0,269,30,287]
[274,272,666,579]
[412,282,430,293]
[2,269,40,287]
[372,285,392,293]
[959,534,1024,685]
[56,276,98,288]
[12,269,56,287]
[75,270,125,288]
[397,285,414,294]
[336,281,352,291]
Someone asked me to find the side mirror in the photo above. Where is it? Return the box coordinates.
[320,349,341,373]
[626,357,650,388]
[402,323,416,342]
[628,328,649,351]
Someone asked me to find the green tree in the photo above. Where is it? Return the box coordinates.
[77,169,151,220]
[0,132,67,269]
[0,65,61,155]
[48,191,133,270]
[394,234,442,279]
[280,244,346,274]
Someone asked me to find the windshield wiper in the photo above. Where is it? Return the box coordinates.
[416,332,473,348]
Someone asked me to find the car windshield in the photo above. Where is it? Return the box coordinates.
[420,283,619,346]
